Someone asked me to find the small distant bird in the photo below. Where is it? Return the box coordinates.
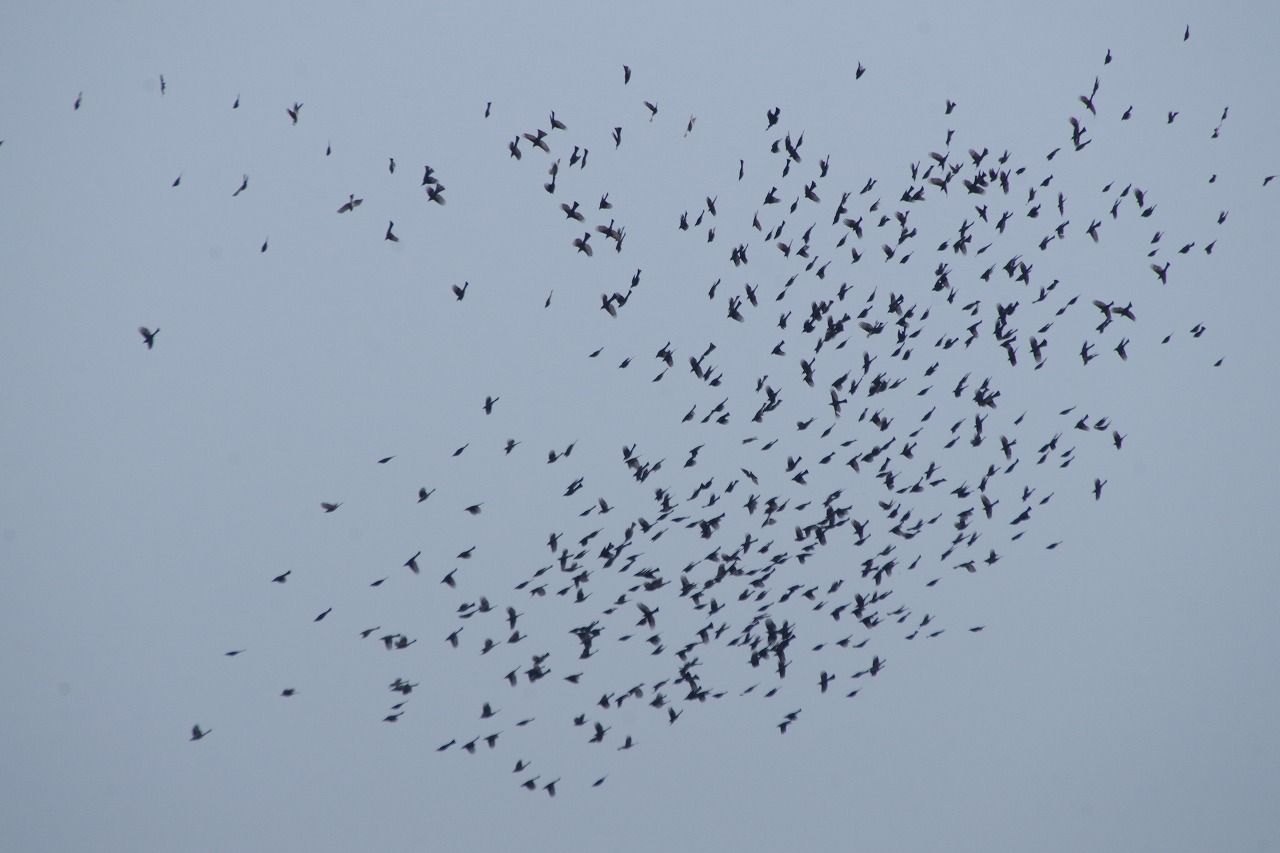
[623,65,631,84]
[224,650,246,657]
[612,127,622,149]
[388,157,396,174]
[271,571,290,583]
[281,688,295,697]
[190,724,210,741]
[464,504,483,515]
[138,327,159,349]
[260,238,268,253]
[74,91,82,110]
[159,75,166,95]
[337,194,363,214]
[320,502,341,513]
[171,174,181,187]
[644,101,658,120]
[485,101,492,117]
[483,395,499,414]
[417,487,434,503]
[452,281,469,300]
[232,175,248,196]
[405,551,421,574]
[286,101,303,124]
[314,607,332,622]
[377,456,395,464]
[233,94,240,109]
[385,221,398,242]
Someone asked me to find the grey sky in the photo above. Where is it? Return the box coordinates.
[2,2,1279,852]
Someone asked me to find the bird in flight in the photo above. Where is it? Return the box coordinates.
[138,327,159,349]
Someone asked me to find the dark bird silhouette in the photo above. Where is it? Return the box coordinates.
[138,327,159,349]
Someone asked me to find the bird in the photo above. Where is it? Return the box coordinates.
[286,102,303,124]
[385,221,398,242]
[337,194,363,213]
[190,724,210,741]
[320,502,341,513]
[232,175,248,196]
[451,282,469,300]
[405,551,421,574]
[138,327,159,349]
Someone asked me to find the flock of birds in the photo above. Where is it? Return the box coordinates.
[55,26,1267,795]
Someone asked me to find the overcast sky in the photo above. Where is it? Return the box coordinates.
[3,3,1279,852]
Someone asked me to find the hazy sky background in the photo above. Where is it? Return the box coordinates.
[3,2,1279,852]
